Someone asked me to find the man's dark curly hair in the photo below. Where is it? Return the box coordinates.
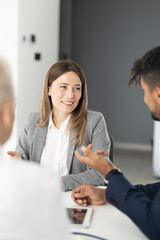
[128,46,160,90]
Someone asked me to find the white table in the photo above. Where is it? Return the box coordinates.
[62,190,148,240]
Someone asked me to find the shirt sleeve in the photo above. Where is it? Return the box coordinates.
[134,182,160,200]
[106,174,160,240]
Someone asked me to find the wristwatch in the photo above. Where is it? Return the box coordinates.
[104,168,122,185]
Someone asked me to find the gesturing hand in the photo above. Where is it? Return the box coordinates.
[75,144,116,176]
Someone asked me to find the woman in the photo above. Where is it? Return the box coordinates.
[8,60,111,191]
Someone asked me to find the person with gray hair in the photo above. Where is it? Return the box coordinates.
[0,57,70,240]
[0,58,14,144]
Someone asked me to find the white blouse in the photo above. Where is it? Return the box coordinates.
[41,114,70,176]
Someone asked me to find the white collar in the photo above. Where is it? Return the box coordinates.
[48,113,71,132]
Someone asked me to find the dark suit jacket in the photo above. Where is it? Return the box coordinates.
[106,174,160,240]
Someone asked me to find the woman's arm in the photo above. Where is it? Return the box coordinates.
[16,119,30,160]
[15,113,39,160]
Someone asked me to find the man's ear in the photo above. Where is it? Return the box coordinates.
[155,87,160,101]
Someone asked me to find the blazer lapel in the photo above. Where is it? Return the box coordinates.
[32,121,49,163]
[67,132,76,173]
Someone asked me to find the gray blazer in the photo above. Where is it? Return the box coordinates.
[16,110,111,191]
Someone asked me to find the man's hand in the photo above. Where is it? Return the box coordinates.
[75,144,116,176]
[94,149,108,156]
[71,184,107,206]
[7,151,22,159]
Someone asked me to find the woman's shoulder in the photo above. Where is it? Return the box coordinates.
[86,110,106,127]
[86,110,104,120]
[27,112,41,124]
[85,110,107,137]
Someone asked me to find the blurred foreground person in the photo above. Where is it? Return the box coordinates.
[72,46,160,240]
[0,57,70,240]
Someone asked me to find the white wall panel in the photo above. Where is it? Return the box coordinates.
[18,0,60,136]
[0,0,60,157]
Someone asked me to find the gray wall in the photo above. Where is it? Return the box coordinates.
[60,0,160,144]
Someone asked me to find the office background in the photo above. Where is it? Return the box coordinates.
[60,0,160,147]
[0,0,160,158]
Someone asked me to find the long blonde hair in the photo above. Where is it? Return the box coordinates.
[38,59,88,146]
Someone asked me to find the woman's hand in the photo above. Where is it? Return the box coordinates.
[7,151,22,159]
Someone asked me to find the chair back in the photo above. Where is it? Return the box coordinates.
[109,135,114,162]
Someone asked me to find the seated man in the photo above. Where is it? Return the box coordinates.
[72,46,160,240]
[0,57,70,240]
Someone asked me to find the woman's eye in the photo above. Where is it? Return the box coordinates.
[60,85,67,89]
[75,87,81,91]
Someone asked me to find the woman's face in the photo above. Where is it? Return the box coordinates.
[48,71,82,119]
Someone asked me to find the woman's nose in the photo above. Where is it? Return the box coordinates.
[66,88,74,98]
